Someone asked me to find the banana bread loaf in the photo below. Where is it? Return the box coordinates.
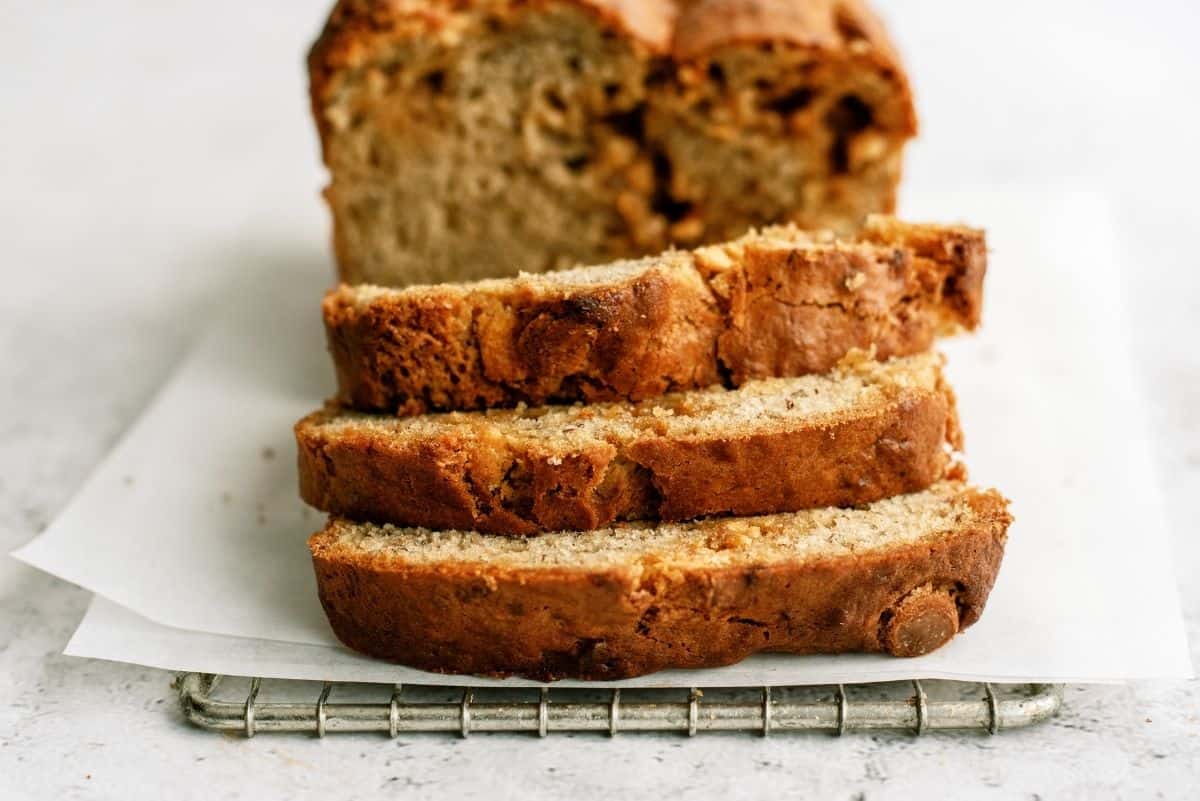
[310,0,917,285]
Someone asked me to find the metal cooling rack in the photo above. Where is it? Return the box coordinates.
[176,673,1062,737]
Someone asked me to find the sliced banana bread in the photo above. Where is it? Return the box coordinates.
[297,351,960,535]
[325,217,986,413]
[310,0,917,285]
[310,481,1011,680]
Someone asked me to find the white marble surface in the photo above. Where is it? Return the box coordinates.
[1,1,1197,798]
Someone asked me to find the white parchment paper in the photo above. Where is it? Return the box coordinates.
[15,188,1194,686]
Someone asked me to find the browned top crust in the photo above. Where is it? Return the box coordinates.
[673,0,901,65]
[324,217,987,414]
[309,0,915,161]
[310,0,905,69]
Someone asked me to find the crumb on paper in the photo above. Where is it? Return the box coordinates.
[261,446,276,461]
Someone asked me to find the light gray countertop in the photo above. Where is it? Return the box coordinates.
[2,1,1197,798]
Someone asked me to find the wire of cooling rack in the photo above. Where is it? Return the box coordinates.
[176,674,1062,737]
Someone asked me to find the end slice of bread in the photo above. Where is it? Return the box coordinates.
[297,351,962,535]
[325,216,986,413]
[310,481,1011,680]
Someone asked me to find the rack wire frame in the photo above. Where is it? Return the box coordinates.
[176,674,1063,738]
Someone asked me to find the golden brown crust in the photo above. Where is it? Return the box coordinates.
[673,0,885,50]
[325,220,986,413]
[309,487,1011,680]
[296,382,957,535]
[309,0,908,70]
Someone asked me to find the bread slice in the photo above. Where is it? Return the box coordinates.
[297,351,960,535]
[310,481,1011,680]
[310,0,917,285]
[325,216,986,413]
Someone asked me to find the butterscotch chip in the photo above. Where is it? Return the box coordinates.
[881,586,961,657]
